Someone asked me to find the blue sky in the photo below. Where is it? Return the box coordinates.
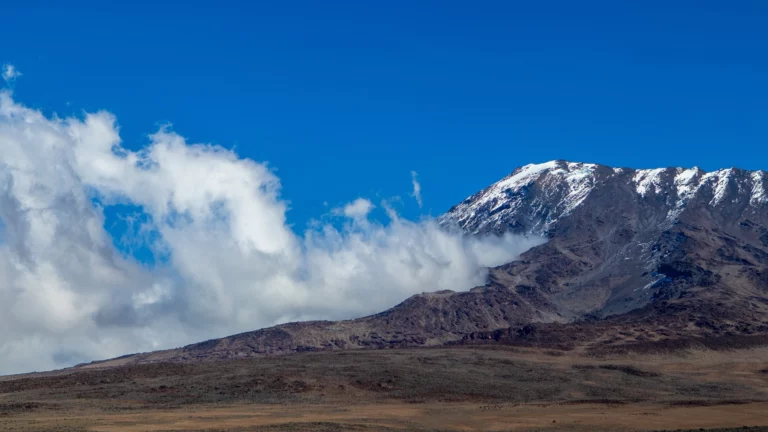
[0,1,767,374]
[3,0,767,230]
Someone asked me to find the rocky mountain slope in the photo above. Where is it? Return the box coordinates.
[86,161,768,365]
[440,161,767,236]
[442,161,768,320]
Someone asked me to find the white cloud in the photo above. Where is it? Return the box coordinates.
[2,64,21,84]
[334,197,375,221]
[0,90,544,374]
[410,171,423,208]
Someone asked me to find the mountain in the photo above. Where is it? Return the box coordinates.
[87,161,768,366]
[440,161,767,236]
[441,160,768,320]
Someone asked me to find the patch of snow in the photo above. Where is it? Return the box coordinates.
[633,168,667,197]
[674,167,700,196]
[493,161,560,191]
[558,163,597,215]
[671,167,703,210]
[444,161,598,234]
[702,168,733,206]
[751,171,767,206]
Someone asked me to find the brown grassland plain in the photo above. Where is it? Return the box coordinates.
[0,346,767,432]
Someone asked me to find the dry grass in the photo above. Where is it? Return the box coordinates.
[2,401,768,432]
[0,346,766,431]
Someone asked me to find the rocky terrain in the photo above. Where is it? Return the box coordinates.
[82,160,768,366]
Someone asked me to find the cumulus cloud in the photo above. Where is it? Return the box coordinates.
[410,171,423,208]
[2,64,21,84]
[0,90,544,374]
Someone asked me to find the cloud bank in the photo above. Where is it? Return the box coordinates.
[0,88,543,374]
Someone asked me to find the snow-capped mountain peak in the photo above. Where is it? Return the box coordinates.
[442,161,767,235]
[441,160,600,234]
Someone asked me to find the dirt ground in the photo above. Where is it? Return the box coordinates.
[1,346,767,431]
[2,401,768,432]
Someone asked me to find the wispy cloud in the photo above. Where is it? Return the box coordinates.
[410,171,423,208]
[2,64,21,84]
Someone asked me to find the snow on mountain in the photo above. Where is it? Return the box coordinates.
[441,161,599,234]
[633,168,667,197]
[750,170,767,206]
[442,160,768,235]
[672,167,703,206]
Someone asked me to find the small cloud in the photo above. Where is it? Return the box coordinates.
[380,198,400,221]
[2,64,22,84]
[333,198,375,221]
[410,171,423,208]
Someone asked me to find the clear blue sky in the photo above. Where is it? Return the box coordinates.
[3,1,767,229]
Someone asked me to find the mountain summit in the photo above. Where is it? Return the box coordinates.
[87,161,768,365]
[439,160,768,325]
[441,160,767,236]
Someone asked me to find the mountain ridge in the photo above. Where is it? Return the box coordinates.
[78,160,768,367]
[440,160,767,236]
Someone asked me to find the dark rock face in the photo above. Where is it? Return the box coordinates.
[92,161,768,365]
